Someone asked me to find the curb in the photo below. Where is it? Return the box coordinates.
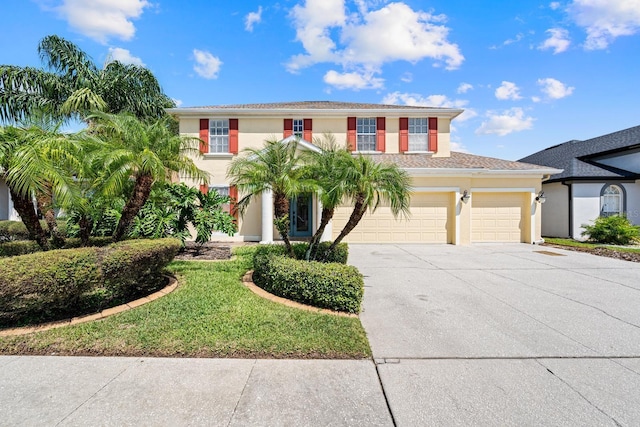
[0,275,179,337]
[242,271,358,318]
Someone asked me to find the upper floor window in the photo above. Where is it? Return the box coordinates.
[293,119,304,138]
[408,118,429,151]
[601,184,623,217]
[357,117,377,151]
[209,119,229,153]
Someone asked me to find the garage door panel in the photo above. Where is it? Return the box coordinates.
[332,193,450,243]
[472,193,523,242]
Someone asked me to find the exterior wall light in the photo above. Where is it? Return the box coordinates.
[460,190,471,203]
[535,191,546,203]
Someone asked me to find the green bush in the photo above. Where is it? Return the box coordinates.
[581,215,640,245]
[0,238,181,327]
[0,221,30,242]
[0,236,114,258]
[253,253,363,313]
[254,242,348,264]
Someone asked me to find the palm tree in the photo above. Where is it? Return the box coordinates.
[0,35,173,123]
[88,112,208,241]
[227,138,315,257]
[300,134,353,260]
[0,123,78,249]
[329,154,412,251]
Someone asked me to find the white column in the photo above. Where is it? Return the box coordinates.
[320,220,333,242]
[260,189,273,244]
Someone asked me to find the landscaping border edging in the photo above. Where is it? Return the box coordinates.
[0,275,178,337]
[242,270,358,318]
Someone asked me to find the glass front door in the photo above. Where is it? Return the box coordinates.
[289,194,313,237]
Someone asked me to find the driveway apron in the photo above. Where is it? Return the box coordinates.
[349,243,640,426]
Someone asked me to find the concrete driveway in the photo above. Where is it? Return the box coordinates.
[349,243,640,426]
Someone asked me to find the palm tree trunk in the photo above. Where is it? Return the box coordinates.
[79,215,92,247]
[113,173,154,242]
[273,192,295,257]
[305,206,334,261]
[329,193,367,251]
[36,185,65,248]
[9,187,49,250]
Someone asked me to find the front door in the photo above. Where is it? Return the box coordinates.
[289,194,313,237]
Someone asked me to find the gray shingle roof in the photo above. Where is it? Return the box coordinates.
[366,152,555,172]
[519,125,640,181]
[186,101,449,110]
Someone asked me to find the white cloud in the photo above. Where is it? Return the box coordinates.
[539,28,571,53]
[532,96,542,103]
[400,72,413,83]
[193,49,222,79]
[495,81,522,100]
[172,98,183,107]
[53,0,149,43]
[537,77,575,99]
[457,82,473,94]
[323,70,384,90]
[288,0,464,86]
[450,140,470,153]
[568,0,640,49]
[475,108,534,136]
[245,6,263,32]
[107,47,144,66]
[381,91,477,122]
[550,2,561,10]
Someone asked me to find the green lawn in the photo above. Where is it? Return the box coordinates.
[544,237,640,254]
[0,247,371,359]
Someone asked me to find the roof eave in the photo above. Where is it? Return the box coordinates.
[166,107,464,119]
[406,167,563,177]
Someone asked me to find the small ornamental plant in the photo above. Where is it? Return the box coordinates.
[581,215,640,245]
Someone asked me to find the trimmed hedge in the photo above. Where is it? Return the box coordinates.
[254,242,349,264]
[253,252,363,314]
[0,238,181,327]
[0,221,31,242]
[0,236,114,258]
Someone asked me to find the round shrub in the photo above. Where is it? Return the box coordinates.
[255,242,348,264]
[0,238,181,327]
[253,253,363,313]
[581,215,640,245]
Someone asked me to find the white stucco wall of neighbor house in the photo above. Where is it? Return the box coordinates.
[0,180,8,220]
[623,181,640,226]
[572,183,602,240]
[541,182,569,238]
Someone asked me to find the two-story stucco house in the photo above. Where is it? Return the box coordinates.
[166,101,560,245]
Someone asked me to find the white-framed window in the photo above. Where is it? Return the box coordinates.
[601,184,623,216]
[293,119,303,138]
[408,118,429,151]
[209,186,230,197]
[357,117,377,151]
[209,119,229,153]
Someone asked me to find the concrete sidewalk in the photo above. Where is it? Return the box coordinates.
[0,356,393,426]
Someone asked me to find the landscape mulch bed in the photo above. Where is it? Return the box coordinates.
[542,243,640,263]
[173,242,234,261]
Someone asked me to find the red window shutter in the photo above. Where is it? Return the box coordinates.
[376,117,386,152]
[303,118,312,141]
[428,117,438,152]
[399,117,409,153]
[199,119,209,154]
[229,185,239,221]
[347,117,356,151]
[199,184,208,194]
[283,119,293,138]
[229,119,239,154]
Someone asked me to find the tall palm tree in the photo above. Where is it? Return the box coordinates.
[300,134,353,260]
[0,35,173,123]
[329,154,412,251]
[0,123,78,249]
[88,112,208,242]
[227,139,316,256]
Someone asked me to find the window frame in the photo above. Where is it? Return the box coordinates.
[209,119,229,153]
[292,119,304,138]
[600,184,625,217]
[408,118,429,152]
[356,117,377,151]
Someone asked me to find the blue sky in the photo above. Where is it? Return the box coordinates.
[2,0,640,160]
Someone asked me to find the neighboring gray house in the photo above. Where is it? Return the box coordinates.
[520,125,640,239]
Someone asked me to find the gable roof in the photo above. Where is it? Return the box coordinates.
[366,152,561,176]
[167,100,463,119]
[519,125,640,181]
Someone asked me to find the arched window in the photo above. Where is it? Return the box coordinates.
[601,184,623,217]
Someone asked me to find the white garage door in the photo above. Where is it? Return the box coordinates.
[472,193,523,242]
[331,192,450,243]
